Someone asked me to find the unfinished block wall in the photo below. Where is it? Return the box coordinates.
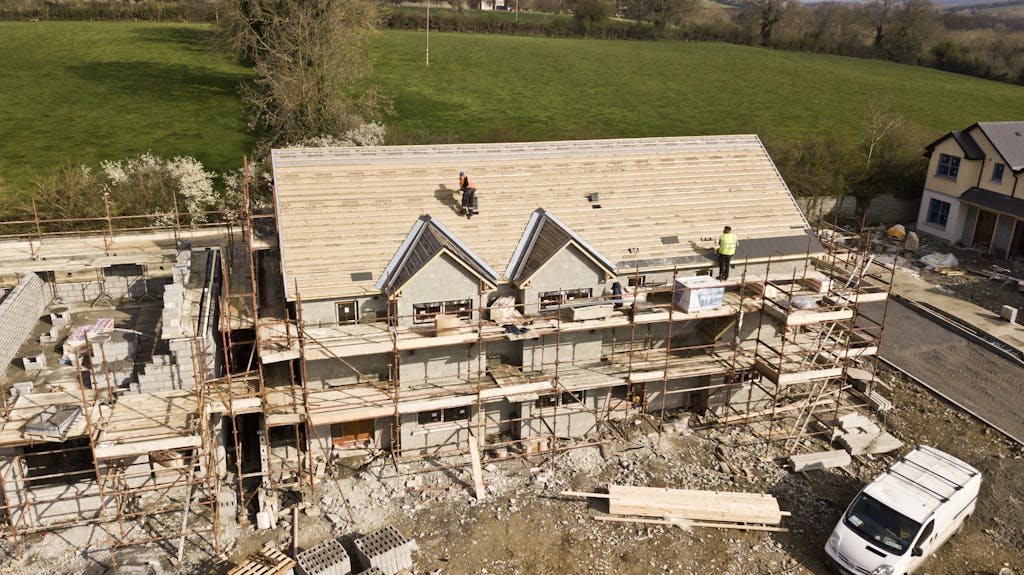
[0,273,48,371]
[51,265,169,304]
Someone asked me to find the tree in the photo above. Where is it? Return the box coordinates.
[864,0,935,62]
[624,0,700,34]
[573,0,612,30]
[740,0,790,46]
[217,0,384,150]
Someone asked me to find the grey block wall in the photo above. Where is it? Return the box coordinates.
[399,411,473,455]
[0,273,48,370]
[53,275,169,304]
[395,253,483,327]
[520,245,608,316]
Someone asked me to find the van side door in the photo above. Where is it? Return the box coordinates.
[908,520,935,572]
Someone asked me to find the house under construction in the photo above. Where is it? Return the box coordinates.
[0,135,894,562]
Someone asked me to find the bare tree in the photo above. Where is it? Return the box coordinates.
[624,0,700,33]
[741,0,791,46]
[864,0,935,62]
[217,0,385,150]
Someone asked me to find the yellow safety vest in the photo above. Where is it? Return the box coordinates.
[718,233,738,256]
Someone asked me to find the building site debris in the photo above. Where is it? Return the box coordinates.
[920,252,959,270]
[562,484,788,530]
[228,542,296,575]
[789,449,851,472]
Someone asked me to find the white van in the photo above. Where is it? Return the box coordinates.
[824,445,981,575]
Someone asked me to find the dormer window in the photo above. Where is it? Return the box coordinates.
[936,154,960,178]
[992,163,1005,183]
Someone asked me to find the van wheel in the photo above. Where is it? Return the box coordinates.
[955,515,970,537]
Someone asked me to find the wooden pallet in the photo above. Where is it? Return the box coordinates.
[228,543,296,575]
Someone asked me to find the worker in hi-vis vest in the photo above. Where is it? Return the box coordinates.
[716,226,738,281]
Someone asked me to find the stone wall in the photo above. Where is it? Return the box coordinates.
[0,273,48,370]
[797,193,919,226]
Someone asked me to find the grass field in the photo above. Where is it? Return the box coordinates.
[371,30,1024,144]
[0,21,253,193]
[3,22,1024,193]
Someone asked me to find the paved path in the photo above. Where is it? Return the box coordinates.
[863,300,1024,444]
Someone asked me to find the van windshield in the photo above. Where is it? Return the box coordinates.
[844,493,922,554]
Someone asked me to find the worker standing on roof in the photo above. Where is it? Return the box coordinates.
[716,225,738,281]
[458,171,477,219]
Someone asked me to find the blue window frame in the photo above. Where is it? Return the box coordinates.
[927,198,951,228]
[936,153,960,178]
[992,163,1005,183]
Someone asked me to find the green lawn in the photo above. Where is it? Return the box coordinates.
[3,22,1024,194]
[370,31,1024,144]
[0,21,253,194]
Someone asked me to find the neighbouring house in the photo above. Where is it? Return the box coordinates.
[917,121,1024,258]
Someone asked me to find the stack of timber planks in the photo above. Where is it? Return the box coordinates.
[789,450,851,472]
[564,484,788,532]
[832,412,902,456]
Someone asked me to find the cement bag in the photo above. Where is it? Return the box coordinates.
[887,224,906,239]
[920,252,958,269]
[904,231,920,252]
[790,295,819,310]
[489,296,522,323]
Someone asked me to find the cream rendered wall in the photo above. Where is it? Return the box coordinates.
[968,126,1019,198]
[923,138,981,199]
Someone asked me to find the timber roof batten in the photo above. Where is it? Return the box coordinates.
[271,136,813,300]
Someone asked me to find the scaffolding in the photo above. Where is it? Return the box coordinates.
[0,178,898,565]
[0,199,247,565]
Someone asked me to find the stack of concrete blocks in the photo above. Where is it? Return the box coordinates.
[353,569,385,575]
[0,273,48,371]
[131,248,216,393]
[10,381,34,398]
[21,353,47,371]
[38,325,61,344]
[218,489,238,528]
[352,525,414,575]
[90,332,138,389]
[296,538,351,575]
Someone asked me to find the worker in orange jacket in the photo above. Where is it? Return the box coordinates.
[459,171,477,218]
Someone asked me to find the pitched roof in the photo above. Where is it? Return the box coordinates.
[924,130,985,160]
[376,215,499,293]
[271,136,814,300]
[507,209,615,283]
[977,121,1024,172]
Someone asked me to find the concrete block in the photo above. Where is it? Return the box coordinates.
[11,381,34,397]
[49,307,71,326]
[297,538,351,575]
[353,525,412,575]
[22,353,47,371]
[1001,305,1018,324]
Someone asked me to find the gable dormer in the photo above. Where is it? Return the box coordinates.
[378,215,498,325]
[507,209,616,314]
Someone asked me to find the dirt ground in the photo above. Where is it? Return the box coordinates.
[879,228,1024,326]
